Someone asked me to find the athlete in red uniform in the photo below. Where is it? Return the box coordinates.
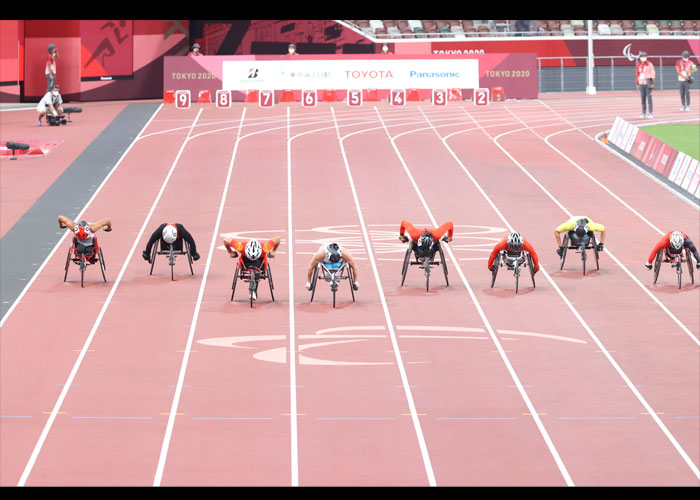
[487,232,540,272]
[224,236,281,301]
[645,230,700,269]
[399,220,453,258]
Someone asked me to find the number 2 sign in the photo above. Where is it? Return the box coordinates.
[175,90,191,109]
[473,88,489,107]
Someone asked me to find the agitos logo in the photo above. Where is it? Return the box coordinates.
[248,68,259,79]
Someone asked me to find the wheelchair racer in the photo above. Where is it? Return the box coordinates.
[305,242,360,291]
[555,216,605,257]
[223,236,281,300]
[58,215,112,263]
[487,232,540,273]
[399,219,453,260]
[645,230,700,270]
[142,223,200,263]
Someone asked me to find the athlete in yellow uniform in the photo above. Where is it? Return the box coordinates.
[555,216,606,256]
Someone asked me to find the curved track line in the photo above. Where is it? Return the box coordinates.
[375,106,575,486]
[483,121,699,346]
[420,107,700,481]
[330,107,437,486]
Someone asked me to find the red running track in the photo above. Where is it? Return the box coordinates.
[0,91,698,486]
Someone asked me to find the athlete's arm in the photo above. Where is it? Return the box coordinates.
[684,237,700,265]
[487,239,507,270]
[89,219,112,232]
[306,246,325,282]
[263,236,281,258]
[223,238,242,258]
[399,220,414,242]
[646,234,670,267]
[523,239,540,272]
[58,215,76,230]
[342,251,360,284]
[176,224,197,255]
[432,221,454,242]
[143,223,166,260]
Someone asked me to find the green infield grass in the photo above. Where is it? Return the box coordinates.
[640,123,699,161]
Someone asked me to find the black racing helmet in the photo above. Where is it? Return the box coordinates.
[416,231,434,257]
[574,219,589,238]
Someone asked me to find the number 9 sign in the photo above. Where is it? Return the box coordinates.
[175,90,191,109]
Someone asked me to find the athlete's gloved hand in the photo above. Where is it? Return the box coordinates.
[597,243,604,252]
[696,262,700,269]
[142,250,150,263]
[352,282,359,291]
[556,246,564,257]
[645,263,652,270]
[103,226,112,232]
[306,282,312,291]
[192,253,200,261]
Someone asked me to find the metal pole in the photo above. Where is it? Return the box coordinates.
[586,20,596,94]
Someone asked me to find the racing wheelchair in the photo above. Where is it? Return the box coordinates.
[490,250,536,293]
[309,261,356,308]
[64,237,106,287]
[400,236,449,292]
[559,231,599,275]
[653,248,695,289]
[149,237,194,280]
[231,255,275,308]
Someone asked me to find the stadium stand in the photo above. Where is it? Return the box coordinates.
[345,20,699,38]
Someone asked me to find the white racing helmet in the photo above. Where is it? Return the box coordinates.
[245,239,263,260]
[162,224,178,244]
[669,231,684,250]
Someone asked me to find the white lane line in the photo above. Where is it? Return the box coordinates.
[17,107,203,487]
[152,108,249,485]
[0,104,164,328]
[150,107,249,483]
[432,108,700,481]
[286,107,299,486]
[476,111,699,346]
[330,107,437,487]
[378,106,574,486]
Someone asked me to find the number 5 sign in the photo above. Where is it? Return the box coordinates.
[347,89,362,107]
[473,88,489,107]
[175,90,191,109]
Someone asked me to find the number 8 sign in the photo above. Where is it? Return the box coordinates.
[216,90,231,108]
[175,90,191,109]
[473,88,489,107]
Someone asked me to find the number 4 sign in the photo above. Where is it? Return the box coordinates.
[175,90,191,109]
[473,88,489,106]
[390,89,405,106]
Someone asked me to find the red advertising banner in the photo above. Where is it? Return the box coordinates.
[80,20,133,80]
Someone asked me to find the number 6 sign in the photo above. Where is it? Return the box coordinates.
[175,90,191,109]
[473,88,489,107]
[302,89,317,107]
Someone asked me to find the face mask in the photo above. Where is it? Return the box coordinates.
[640,58,647,63]
[52,91,58,96]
